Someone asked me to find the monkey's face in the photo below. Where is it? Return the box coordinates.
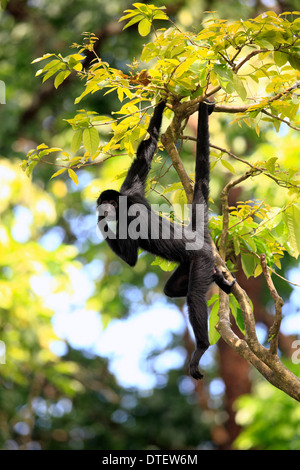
[97,190,120,221]
[100,199,118,220]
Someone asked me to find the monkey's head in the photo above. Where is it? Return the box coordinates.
[97,189,121,221]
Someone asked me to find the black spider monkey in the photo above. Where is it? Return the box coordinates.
[97,99,235,379]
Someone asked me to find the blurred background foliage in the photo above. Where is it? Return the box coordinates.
[0,0,300,450]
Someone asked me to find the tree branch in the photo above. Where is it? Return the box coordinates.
[262,109,300,132]
[213,170,300,401]
[161,104,194,203]
[219,170,255,260]
[260,253,284,355]
[216,289,300,401]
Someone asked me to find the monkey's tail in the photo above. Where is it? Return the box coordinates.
[147,100,166,140]
[194,101,214,205]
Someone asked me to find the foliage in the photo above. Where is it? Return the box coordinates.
[24,6,300,364]
[234,362,300,450]
[27,8,300,170]
[2,0,300,449]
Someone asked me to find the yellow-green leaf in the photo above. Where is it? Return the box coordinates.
[274,51,288,67]
[31,53,55,64]
[283,205,300,258]
[254,264,263,278]
[54,70,71,89]
[221,159,236,174]
[50,168,67,179]
[138,18,151,36]
[208,299,221,345]
[82,127,100,156]
[122,14,143,30]
[241,254,257,278]
[37,143,48,150]
[68,168,79,185]
[232,75,247,100]
[71,129,83,154]
[151,257,177,272]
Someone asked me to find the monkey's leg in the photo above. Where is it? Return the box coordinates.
[186,258,211,380]
[164,261,190,298]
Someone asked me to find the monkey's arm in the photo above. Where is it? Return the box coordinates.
[120,100,166,196]
[99,222,139,267]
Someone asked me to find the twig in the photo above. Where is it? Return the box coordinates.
[180,136,300,190]
[180,135,257,169]
[33,153,119,169]
[150,187,172,205]
[262,109,300,132]
[269,268,300,288]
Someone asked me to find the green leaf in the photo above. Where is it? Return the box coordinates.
[162,182,184,194]
[265,156,278,173]
[232,236,241,256]
[241,254,257,278]
[274,51,288,67]
[242,234,257,253]
[151,257,177,272]
[229,295,245,335]
[68,168,79,185]
[82,127,100,156]
[71,129,83,154]
[288,54,300,71]
[208,298,220,345]
[138,18,151,36]
[214,64,234,93]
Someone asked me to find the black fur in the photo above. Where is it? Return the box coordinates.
[97,100,235,379]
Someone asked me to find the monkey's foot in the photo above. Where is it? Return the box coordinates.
[223,278,236,294]
[189,346,208,380]
[189,364,204,380]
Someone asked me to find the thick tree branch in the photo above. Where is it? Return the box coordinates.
[161,135,194,203]
[216,290,275,381]
[216,289,300,401]
[161,104,194,203]
[213,169,300,401]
